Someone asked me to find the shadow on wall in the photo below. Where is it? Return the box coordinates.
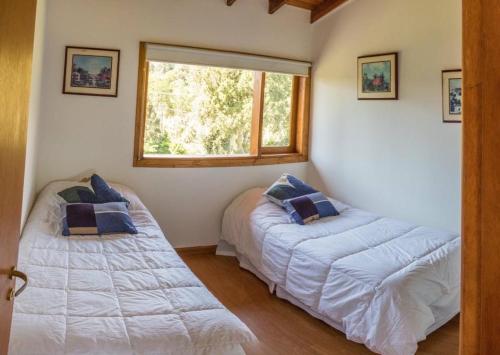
[34,170,98,195]
[306,162,330,196]
[65,169,97,182]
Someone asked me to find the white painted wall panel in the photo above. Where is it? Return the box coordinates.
[309,0,462,233]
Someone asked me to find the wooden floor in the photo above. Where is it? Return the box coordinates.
[181,254,459,355]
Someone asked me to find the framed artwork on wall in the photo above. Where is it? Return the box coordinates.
[442,69,462,123]
[63,46,120,97]
[357,52,398,100]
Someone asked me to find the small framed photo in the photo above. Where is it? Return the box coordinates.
[358,52,398,100]
[63,46,120,97]
[442,69,462,123]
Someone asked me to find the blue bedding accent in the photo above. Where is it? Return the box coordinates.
[61,202,137,236]
[283,192,339,225]
[58,186,96,203]
[77,189,99,203]
[91,174,130,207]
[263,174,317,206]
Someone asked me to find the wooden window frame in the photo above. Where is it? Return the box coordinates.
[133,42,310,168]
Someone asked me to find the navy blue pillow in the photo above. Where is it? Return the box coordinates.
[77,189,99,203]
[91,174,130,207]
[263,174,317,206]
[61,202,137,236]
[283,192,339,225]
[58,186,95,203]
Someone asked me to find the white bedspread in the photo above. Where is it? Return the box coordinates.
[222,188,460,355]
[10,181,255,355]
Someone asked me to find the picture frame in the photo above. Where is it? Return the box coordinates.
[357,52,398,100]
[442,69,462,123]
[63,46,120,97]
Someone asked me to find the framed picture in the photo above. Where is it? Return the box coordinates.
[63,46,120,97]
[442,69,462,123]
[358,52,398,100]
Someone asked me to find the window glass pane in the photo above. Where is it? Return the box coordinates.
[144,62,254,156]
[262,73,293,147]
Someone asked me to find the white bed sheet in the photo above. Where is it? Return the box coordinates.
[221,188,460,355]
[9,181,255,355]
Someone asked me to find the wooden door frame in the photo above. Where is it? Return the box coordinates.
[460,0,500,354]
[0,0,37,353]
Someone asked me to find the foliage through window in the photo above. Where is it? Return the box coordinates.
[262,73,293,147]
[144,62,294,156]
[145,63,254,156]
[134,42,311,167]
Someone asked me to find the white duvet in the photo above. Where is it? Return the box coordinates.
[9,181,255,355]
[222,188,460,355]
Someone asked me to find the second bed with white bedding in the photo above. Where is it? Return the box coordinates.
[9,181,255,355]
[221,188,460,355]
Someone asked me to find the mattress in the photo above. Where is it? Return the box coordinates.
[221,188,460,355]
[9,181,255,355]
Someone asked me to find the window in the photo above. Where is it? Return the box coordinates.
[144,63,254,156]
[262,73,295,150]
[134,42,311,167]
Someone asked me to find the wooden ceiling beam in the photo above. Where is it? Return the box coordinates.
[269,0,322,13]
[231,0,349,22]
[269,0,287,14]
[310,0,348,23]
[285,0,322,10]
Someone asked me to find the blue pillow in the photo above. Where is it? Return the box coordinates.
[58,186,96,203]
[77,189,99,203]
[91,174,130,207]
[283,192,339,225]
[263,174,317,206]
[61,202,137,236]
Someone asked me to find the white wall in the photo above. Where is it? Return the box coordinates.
[308,0,462,233]
[22,0,47,227]
[35,0,312,247]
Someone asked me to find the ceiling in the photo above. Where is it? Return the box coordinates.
[226,0,349,23]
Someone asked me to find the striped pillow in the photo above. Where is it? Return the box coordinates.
[61,202,137,236]
[283,192,339,225]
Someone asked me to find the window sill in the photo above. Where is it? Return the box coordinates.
[133,153,307,168]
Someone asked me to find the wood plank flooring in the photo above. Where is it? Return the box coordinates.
[181,254,459,355]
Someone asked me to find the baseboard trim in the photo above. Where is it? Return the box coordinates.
[175,245,217,256]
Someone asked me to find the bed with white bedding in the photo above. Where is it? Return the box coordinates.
[9,181,255,355]
[221,188,460,355]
